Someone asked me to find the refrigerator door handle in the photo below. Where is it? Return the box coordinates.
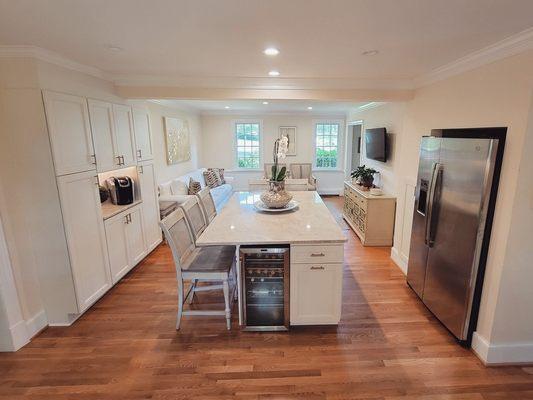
[425,163,442,247]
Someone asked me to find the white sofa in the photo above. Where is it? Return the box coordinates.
[158,168,234,212]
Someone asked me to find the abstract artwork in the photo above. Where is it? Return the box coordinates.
[279,126,296,156]
[164,117,191,164]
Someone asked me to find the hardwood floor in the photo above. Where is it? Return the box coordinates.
[1,196,532,399]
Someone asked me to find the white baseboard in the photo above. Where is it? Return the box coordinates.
[9,320,30,351]
[318,188,342,195]
[472,332,533,365]
[25,309,47,338]
[390,247,408,275]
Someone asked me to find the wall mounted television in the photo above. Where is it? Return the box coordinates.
[365,127,387,162]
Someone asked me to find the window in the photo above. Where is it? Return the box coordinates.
[315,122,340,168]
[235,122,261,169]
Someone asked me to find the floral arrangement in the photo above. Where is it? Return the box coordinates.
[271,136,289,181]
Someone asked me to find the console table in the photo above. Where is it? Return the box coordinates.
[343,181,396,246]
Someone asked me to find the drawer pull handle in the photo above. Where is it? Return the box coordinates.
[310,253,325,257]
[310,266,325,270]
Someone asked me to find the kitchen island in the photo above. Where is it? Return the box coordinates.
[196,191,346,327]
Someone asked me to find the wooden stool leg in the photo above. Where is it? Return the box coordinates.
[176,278,184,330]
[223,280,231,330]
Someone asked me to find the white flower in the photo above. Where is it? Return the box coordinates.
[277,136,289,160]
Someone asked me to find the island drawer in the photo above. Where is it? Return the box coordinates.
[291,244,343,264]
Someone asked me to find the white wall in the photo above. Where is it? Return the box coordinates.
[146,102,202,183]
[201,113,346,193]
[347,50,533,364]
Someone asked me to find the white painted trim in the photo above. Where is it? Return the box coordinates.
[0,45,107,80]
[317,188,343,196]
[24,309,47,339]
[8,320,30,350]
[390,247,407,275]
[232,119,263,171]
[414,27,533,87]
[472,332,533,365]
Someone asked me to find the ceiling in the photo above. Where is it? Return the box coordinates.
[1,0,533,89]
[153,99,369,114]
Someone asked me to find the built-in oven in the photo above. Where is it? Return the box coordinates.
[240,246,289,331]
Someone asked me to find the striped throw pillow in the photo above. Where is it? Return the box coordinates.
[203,170,220,189]
[188,177,202,195]
[208,168,225,184]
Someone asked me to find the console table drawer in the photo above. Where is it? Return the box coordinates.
[291,244,343,264]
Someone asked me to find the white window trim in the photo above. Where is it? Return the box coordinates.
[233,119,263,171]
[312,119,345,170]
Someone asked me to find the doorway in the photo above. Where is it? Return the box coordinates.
[346,122,362,174]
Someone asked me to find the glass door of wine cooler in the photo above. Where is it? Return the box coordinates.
[240,246,289,331]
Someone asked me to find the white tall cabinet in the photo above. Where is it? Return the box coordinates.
[132,108,154,161]
[56,171,112,312]
[42,90,161,324]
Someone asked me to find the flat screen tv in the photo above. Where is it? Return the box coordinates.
[365,127,387,162]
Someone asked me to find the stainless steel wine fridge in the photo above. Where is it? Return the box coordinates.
[240,246,290,331]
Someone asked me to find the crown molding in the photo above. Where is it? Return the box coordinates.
[414,27,533,88]
[0,45,108,81]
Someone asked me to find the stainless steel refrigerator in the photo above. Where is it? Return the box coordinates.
[407,128,506,343]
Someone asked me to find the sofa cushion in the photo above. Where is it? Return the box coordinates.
[170,179,188,195]
[159,181,172,197]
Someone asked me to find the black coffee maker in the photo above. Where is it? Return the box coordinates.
[106,176,134,205]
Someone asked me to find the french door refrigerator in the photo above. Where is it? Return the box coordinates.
[407,128,506,343]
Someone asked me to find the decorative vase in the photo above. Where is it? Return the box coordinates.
[260,180,293,208]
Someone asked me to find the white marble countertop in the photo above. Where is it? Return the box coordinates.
[196,191,346,246]
[101,199,143,220]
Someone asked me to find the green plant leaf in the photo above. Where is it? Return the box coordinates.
[276,166,286,181]
[271,165,277,180]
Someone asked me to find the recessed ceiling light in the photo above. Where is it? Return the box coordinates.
[307,106,313,110]
[268,70,280,77]
[361,50,379,56]
[224,106,230,109]
[104,44,123,53]
[264,47,279,56]
[262,101,269,105]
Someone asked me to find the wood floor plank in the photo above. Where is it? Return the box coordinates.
[0,196,532,399]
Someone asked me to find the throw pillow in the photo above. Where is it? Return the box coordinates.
[208,168,225,184]
[203,169,220,189]
[188,177,202,195]
[170,179,188,195]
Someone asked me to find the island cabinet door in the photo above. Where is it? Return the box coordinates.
[290,263,343,325]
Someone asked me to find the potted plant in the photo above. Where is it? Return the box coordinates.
[260,136,293,208]
[351,165,377,189]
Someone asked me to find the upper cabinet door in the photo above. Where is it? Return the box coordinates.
[56,171,112,312]
[113,104,137,167]
[87,99,120,172]
[133,108,154,161]
[43,91,96,176]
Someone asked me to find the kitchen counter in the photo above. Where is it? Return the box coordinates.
[196,191,346,246]
[101,199,143,220]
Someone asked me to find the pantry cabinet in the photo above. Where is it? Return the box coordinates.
[133,108,154,161]
[138,162,162,252]
[42,91,96,176]
[88,99,120,172]
[113,104,137,167]
[56,171,112,312]
[104,204,146,284]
